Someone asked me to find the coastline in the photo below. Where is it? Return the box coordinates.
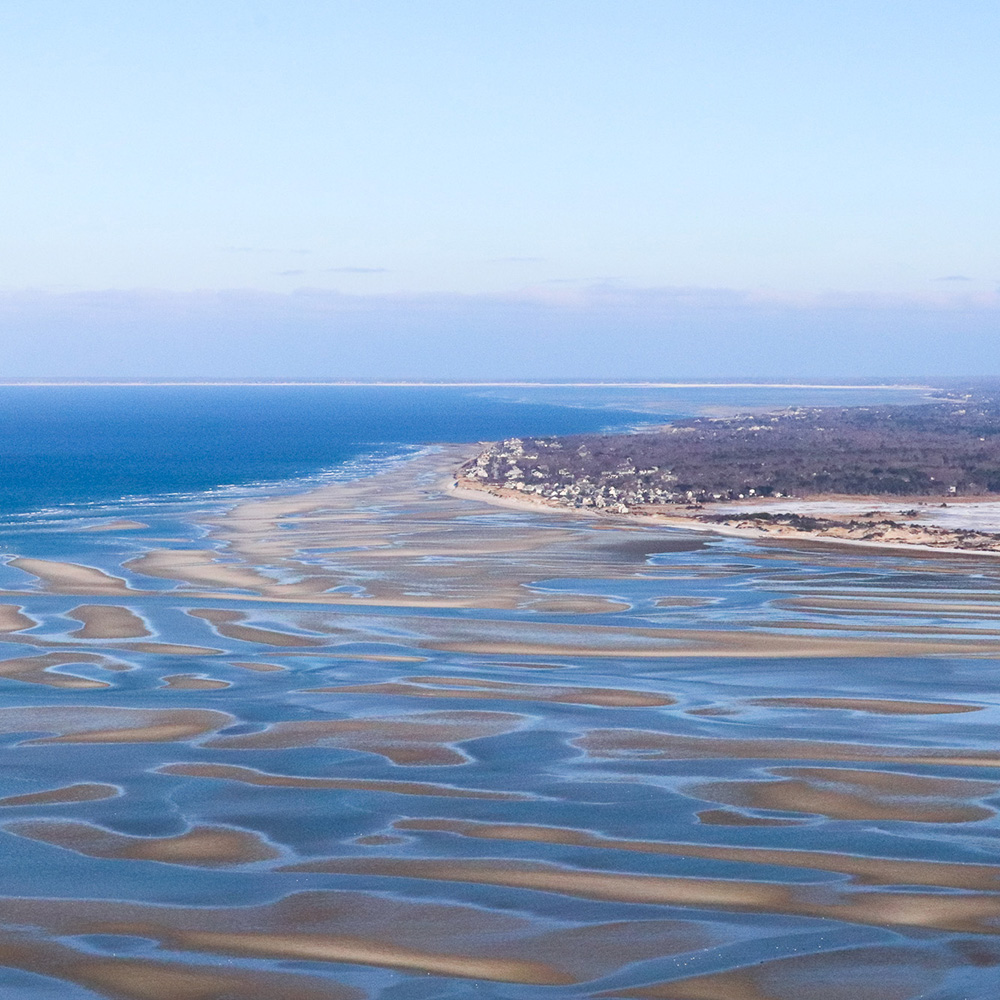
[450,474,1000,559]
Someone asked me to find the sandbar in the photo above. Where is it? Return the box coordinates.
[6,557,137,595]
[0,706,233,744]
[160,673,231,690]
[204,710,526,765]
[158,762,532,800]
[0,604,37,632]
[5,819,279,866]
[66,604,151,639]
[311,675,674,708]
[0,783,120,807]
[0,652,131,689]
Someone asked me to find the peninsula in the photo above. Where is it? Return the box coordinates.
[457,398,1000,553]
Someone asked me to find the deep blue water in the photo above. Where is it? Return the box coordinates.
[0,384,929,516]
[0,386,652,516]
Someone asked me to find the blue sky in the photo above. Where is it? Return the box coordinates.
[0,1,997,377]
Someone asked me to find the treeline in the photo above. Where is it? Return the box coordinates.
[462,401,1000,504]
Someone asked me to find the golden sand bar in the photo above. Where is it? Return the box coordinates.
[0,604,37,632]
[158,762,533,800]
[159,673,231,690]
[0,706,233,744]
[0,652,131,689]
[574,728,1000,768]
[0,937,361,1000]
[284,854,1000,936]
[5,820,279,866]
[0,891,723,986]
[394,816,1000,890]
[691,766,998,823]
[7,557,137,595]
[0,783,119,807]
[204,710,525,765]
[188,608,324,646]
[602,944,943,1000]
[311,675,675,708]
[66,604,151,639]
[749,696,983,715]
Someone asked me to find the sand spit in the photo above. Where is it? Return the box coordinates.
[394,817,1000,890]
[0,783,120,807]
[0,604,37,632]
[310,675,675,708]
[204,710,526,765]
[6,557,138,595]
[574,728,1000,768]
[5,820,280,866]
[0,706,233,744]
[158,762,533,800]
[66,604,151,639]
[160,674,231,690]
[188,608,324,646]
[748,696,983,715]
[0,651,132,689]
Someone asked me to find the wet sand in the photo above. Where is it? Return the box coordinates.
[4,445,1000,994]
[188,608,325,646]
[310,675,675,708]
[0,783,120,807]
[204,710,526,765]
[66,604,151,639]
[0,706,233,744]
[748,696,983,715]
[6,557,138,594]
[0,604,37,632]
[160,673,231,690]
[157,762,533,800]
[0,651,131,689]
[6,820,280,866]
[574,728,1000,767]
[395,817,1000,889]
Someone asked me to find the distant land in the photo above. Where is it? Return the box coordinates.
[0,379,933,388]
[458,391,1000,553]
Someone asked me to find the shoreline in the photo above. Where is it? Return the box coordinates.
[450,476,1000,559]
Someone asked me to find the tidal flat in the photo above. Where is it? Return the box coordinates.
[1,446,1000,998]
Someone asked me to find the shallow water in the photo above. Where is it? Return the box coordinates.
[4,383,997,999]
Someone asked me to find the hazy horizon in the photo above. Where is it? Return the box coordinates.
[2,1,996,376]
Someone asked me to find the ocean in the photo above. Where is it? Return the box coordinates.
[2,381,996,1000]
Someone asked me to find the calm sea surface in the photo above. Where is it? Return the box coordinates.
[2,383,995,1000]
